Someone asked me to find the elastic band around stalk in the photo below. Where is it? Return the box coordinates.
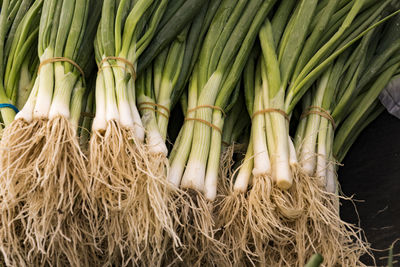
[98,56,136,79]
[80,112,95,119]
[300,106,336,130]
[251,108,290,121]
[187,104,226,117]
[38,57,86,86]
[222,141,230,147]
[184,105,225,134]
[184,117,222,134]
[138,102,170,119]
[0,103,19,113]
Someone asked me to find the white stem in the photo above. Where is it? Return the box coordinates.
[180,160,206,192]
[326,162,336,193]
[157,98,171,141]
[92,72,107,131]
[272,130,292,189]
[299,113,320,175]
[49,72,77,119]
[137,96,168,155]
[288,135,298,166]
[127,78,145,142]
[33,48,54,119]
[15,78,39,122]
[69,80,85,132]
[114,66,134,128]
[168,162,186,188]
[316,118,329,179]
[146,128,168,155]
[102,60,119,122]
[234,137,254,193]
[204,110,224,201]
[252,82,270,176]
[269,99,292,189]
[119,99,134,128]
[168,120,194,188]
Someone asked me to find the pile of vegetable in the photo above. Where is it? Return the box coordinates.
[0,0,399,266]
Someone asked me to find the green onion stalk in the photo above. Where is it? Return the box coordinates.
[218,89,250,192]
[0,0,101,265]
[292,11,400,266]
[166,0,277,263]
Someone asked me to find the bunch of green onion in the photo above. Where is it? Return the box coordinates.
[88,0,211,264]
[292,11,400,266]
[165,0,278,263]
[217,0,400,265]
[0,0,100,264]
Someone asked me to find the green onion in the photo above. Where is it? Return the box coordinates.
[0,0,101,264]
[88,0,207,264]
[292,10,400,266]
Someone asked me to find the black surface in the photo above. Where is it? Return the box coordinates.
[338,111,400,266]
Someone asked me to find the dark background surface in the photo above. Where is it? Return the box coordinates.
[339,111,400,266]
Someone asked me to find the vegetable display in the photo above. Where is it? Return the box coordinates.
[0,0,399,266]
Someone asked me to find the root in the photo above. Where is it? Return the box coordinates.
[0,119,46,205]
[248,175,294,243]
[260,166,371,266]
[0,117,90,265]
[270,166,307,220]
[139,153,179,265]
[0,119,46,265]
[165,189,222,266]
[213,145,251,265]
[290,168,371,266]
[88,120,144,264]
[219,145,236,192]
[88,120,178,265]
[215,192,251,266]
[26,116,88,263]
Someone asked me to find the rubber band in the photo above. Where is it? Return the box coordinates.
[222,141,230,147]
[184,117,222,134]
[38,57,86,86]
[300,106,336,130]
[98,56,136,79]
[138,102,170,119]
[184,105,225,134]
[187,105,226,117]
[98,64,130,74]
[0,103,19,113]
[81,112,95,119]
[139,107,169,119]
[251,108,290,121]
